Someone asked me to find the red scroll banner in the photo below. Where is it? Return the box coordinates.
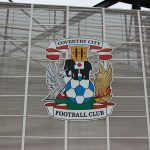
[44,102,115,120]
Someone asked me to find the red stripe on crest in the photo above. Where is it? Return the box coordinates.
[90,45,102,50]
[57,45,68,50]
[54,104,67,109]
[46,48,59,52]
[46,54,60,60]
[93,104,106,109]
[99,48,112,52]
[99,55,112,60]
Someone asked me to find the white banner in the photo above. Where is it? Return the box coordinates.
[55,38,102,47]
[45,104,114,120]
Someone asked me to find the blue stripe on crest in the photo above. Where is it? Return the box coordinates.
[65,81,71,91]
[89,82,94,91]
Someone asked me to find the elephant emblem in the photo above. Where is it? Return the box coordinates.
[80,61,92,80]
[64,59,92,80]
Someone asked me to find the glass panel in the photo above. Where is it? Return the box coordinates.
[145,59,150,77]
[105,9,138,27]
[0,41,28,58]
[147,79,150,96]
[25,138,64,150]
[69,9,102,39]
[110,139,149,150]
[0,96,24,115]
[0,8,30,40]
[28,77,48,95]
[112,78,144,96]
[140,11,150,27]
[0,58,27,76]
[105,27,139,43]
[110,118,148,137]
[29,59,46,76]
[0,25,29,40]
[68,120,106,137]
[144,44,150,61]
[0,117,23,136]
[27,96,47,116]
[69,9,102,27]
[69,25,102,39]
[149,97,150,114]
[0,77,25,95]
[112,97,146,116]
[31,25,66,41]
[111,60,143,77]
[111,42,141,59]
[33,9,66,24]
[68,139,107,150]
[0,138,21,150]
[30,41,48,59]
[142,27,150,42]
[26,117,64,137]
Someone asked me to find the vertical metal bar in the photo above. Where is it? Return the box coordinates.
[137,10,150,149]
[54,10,56,39]
[64,6,69,150]
[3,9,9,55]
[78,12,80,37]
[66,6,69,38]
[102,8,110,150]
[65,120,68,150]
[102,8,106,41]
[21,4,33,150]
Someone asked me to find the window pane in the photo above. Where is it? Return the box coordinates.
[68,120,106,137]
[112,43,141,59]
[68,139,107,150]
[110,139,149,150]
[28,77,48,95]
[33,8,66,24]
[0,96,24,115]
[0,117,23,136]
[0,58,27,76]
[112,97,146,116]
[29,59,47,76]
[26,117,65,137]
[106,27,139,43]
[0,41,28,58]
[0,138,21,150]
[27,96,47,116]
[146,79,150,96]
[112,78,144,96]
[0,77,25,95]
[110,118,148,137]
[25,138,64,150]
[111,60,143,77]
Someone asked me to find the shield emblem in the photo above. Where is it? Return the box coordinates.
[43,38,115,120]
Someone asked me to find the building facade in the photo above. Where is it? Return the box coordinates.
[0,2,150,150]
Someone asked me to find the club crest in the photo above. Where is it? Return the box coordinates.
[42,38,115,120]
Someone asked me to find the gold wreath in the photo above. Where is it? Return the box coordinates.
[94,63,112,103]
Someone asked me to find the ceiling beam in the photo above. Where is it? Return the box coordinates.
[94,0,150,9]
[120,0,150,9]
[94,0,119,8]
[132,0,141,10]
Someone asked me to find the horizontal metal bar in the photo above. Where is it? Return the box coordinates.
[0,115,147,118]
[0,136,147,140]
[0,76,149,79]
[0,95,148,97]
[32,24,66,26]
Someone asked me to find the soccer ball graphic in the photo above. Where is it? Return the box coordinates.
[65,79,94,104]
